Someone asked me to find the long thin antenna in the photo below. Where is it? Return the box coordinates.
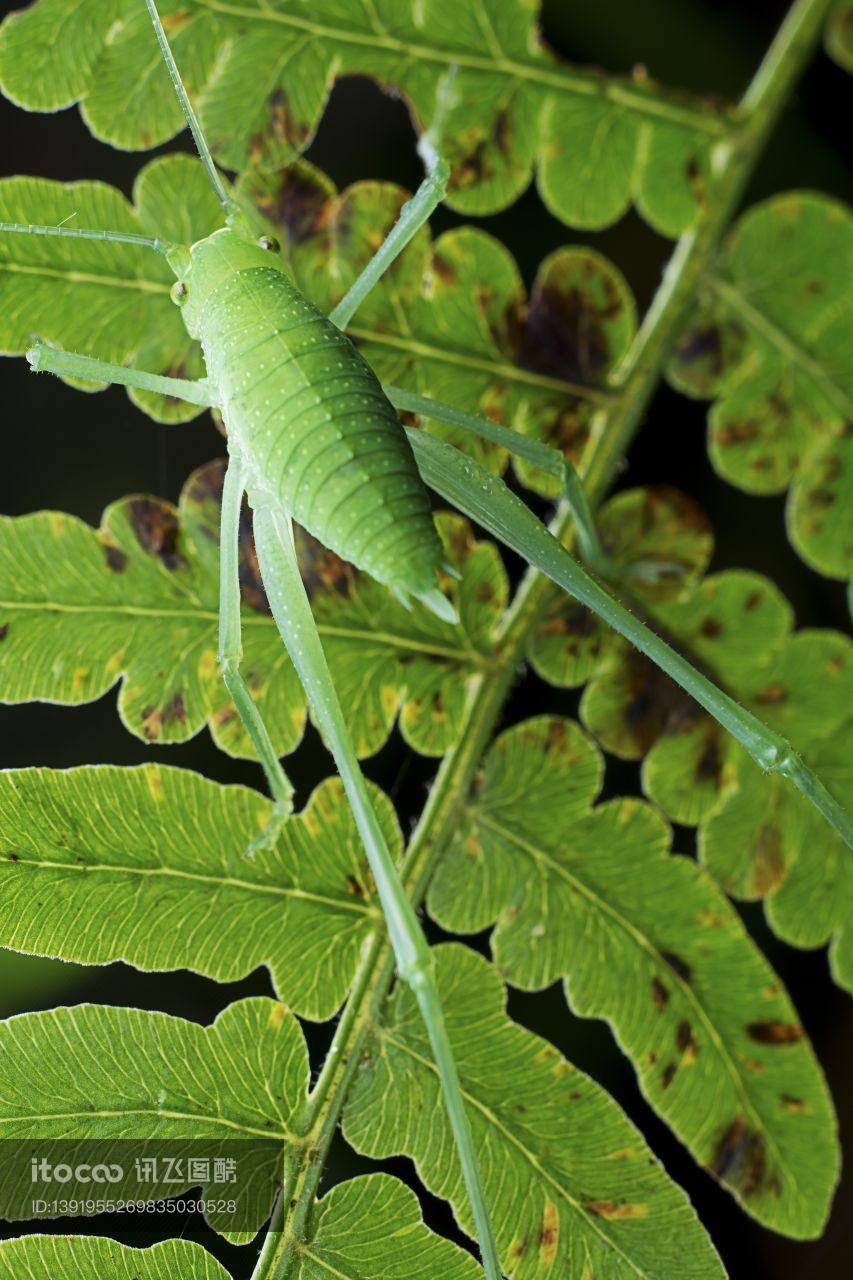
[0,221,170,253]
[143,0,232,213]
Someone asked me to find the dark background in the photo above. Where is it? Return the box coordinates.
[0,0,850,1275]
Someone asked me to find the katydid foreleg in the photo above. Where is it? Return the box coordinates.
[26,343,215,407]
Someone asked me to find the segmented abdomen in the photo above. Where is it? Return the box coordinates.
[199,265,442,597]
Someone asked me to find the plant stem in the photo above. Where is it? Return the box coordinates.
[256,1,832,1272]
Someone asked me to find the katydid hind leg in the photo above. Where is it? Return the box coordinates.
[218,452,294,857]
[252,506,503,1280]
[384,384,621,576]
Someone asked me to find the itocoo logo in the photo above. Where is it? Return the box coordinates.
[31,1158,123,1184]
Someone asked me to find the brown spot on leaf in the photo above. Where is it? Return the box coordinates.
[585,1200,648,1220]
[268,88,307,148]
[128,499,184,570]
[452,137,493,189]
[780,1094,808,1113]
[260,170,331,246]
[651,977,669,1010]
[162,9,191,34]
[493,107,512,156]
[141,706,162,741]
[717,420,759,447]
[463,833,482,859]
[711,1117,766,1197]
[429,690,447,721]
[620,651,700,753]
[182,459,225,530]
[749,822,785,895]
[345,874,365,899]
[699,616,723,639]
[162,692,186,726]
[747,1020,803,1045]
[755,682,788,706]
[695,734,722,784]
[685,156,706,205]
[661,950,693,983]
[0,624,8,642]
[432,251,457,285]
[661,1061,677,1089]
[676,1020,699,1063]
[744,591,762,611]
[105,544,128,572]
[538,1199,559,1267]
[674,325,723,373]
[295,525,358,601]
[540,602,598,640]
[238,503,271,614]
[521,271,625,386]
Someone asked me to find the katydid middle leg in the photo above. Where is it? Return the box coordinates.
[252,503,502,1280]
[218,449,295,855]
[384,385,686,587]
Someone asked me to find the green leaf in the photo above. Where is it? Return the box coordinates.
[0,154,221,422]
[0,1237,228,1280]
[295,1174,482,1279]
[0,0,730,235]
[241,162,637,491]
[0,461,504,759]
[0,765,398,1020]
[428,717,839,1238]
[667,192,853,583]
[344,944,726,1280]
[529,485,853,992]
[0,996,305,1229]
[700,722,853,993]
[0,1179,481,1277]
[0,997,307,1134]
[826,0,853,72]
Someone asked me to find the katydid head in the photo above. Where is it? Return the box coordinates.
[166,223,287,337]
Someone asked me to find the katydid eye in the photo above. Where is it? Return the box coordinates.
[258,235,280,254]
[171,280,189,305]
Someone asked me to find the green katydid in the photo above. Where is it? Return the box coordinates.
[2,1,852,1276]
